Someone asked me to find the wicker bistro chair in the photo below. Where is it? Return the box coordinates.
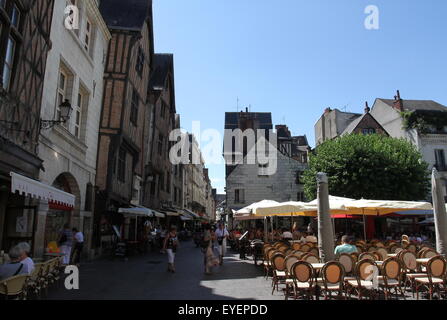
[309,247,319,258]
[271,253,287,294]
[415,256,447,300]
[345,259,379,300]
[285,261,316,300]
[421,249,439,259]
[264,249,278,279]
[0,274,30,300]
[338,253,356,281]
[358,252,377,261]
[292,251,305,259]
[292,243,301,251]
[377,257,405,300]
[300,244,311,253]
[302,253,320,264]
[376,248,389,262]
[25,262,46,299]
[319,261,346,300]
[399,250,427,295]
[284,255,300,279]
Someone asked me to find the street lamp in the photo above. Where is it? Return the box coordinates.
[40,99,73,130]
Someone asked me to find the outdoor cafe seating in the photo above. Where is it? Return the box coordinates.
[0,256,64,300]
[263,240,447,300]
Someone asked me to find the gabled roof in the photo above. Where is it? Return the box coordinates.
[341,112,389,136]
[149,54,176,113]
[377,99,447,112]
[99,0,153,30]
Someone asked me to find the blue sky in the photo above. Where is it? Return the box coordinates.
[152,0,447,194]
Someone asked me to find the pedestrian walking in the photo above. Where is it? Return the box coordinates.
[163,226,178,273]
[58,224,73,265]
[71,228,84,265]
[215,223,229,265]
[202,224,218,275]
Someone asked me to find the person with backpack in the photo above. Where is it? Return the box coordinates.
[163,226,179,273]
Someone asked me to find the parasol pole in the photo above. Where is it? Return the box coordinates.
[363,209,367,241]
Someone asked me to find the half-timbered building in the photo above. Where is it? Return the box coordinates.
[0,0,55,255]
[94,0,154,253]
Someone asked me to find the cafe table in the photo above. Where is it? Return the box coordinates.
[387,254,398,258]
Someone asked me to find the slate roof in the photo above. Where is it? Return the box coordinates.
[99,0,152,29]
[149,54,174,90]
[378,99,447,112]
[224,112,273,130]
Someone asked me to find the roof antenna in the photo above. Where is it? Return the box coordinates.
[237,97,240,112]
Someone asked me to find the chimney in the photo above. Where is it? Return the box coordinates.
[393,90,403,111]
[364,101,370,114]
[245,107,249,113]
[324,107,332,115]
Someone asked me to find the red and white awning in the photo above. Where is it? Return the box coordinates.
[10,172,75,208]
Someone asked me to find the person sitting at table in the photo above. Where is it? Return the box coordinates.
[334,235,358,256]
[17,242,34,274]
[281,228,293,241]
[0,245,30,281]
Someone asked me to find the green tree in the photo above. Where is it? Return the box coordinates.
[303,134,430,201]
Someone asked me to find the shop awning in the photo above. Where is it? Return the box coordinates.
[118,207,152,217]
[10,172,75,208]
[118,206,166,218]
[151,210,165,218]
[165,210,180,217]
[180,215,192,221]
[183,209,200,219]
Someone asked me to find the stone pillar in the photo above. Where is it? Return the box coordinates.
[34,200,49,258]
[317,172,335,262]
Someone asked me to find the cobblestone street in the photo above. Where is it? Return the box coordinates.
[46,240,285,300]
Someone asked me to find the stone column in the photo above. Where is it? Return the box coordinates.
[34,200,49,258]
[317,172,335,262]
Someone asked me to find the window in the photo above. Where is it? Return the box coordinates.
[258,163,269,176]
[136,47,144,76]
[362,128,376,135]
[158,133,164,155]
[235,189,245,204]
[150,179,156,195]
[118,147,126,182]
[435,149,446,171]
[167,173,171,194]
[296,171,304,184]
[84,18,92,52]
[159,173,164,191]
[0,1,22,91]
[130,89,139,125]
[297,192,305,202]
[57,69,68,128]
[74,87,87,139]
[161,100,168,118]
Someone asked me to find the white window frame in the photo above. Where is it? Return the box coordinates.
[74,91,83,138]
[57,69,68,128]
[84,18,92,52]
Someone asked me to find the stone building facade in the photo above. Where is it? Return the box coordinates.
[36,0,111,259]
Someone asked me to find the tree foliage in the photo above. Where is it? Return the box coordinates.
[303,134,430,201]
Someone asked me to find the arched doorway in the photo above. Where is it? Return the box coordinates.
[43,173,81,250]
